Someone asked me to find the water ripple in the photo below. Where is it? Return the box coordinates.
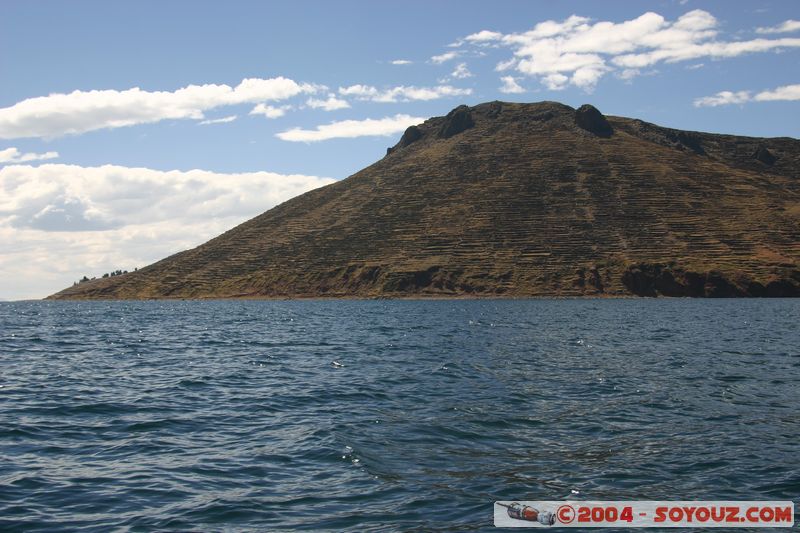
[0,299,798,531]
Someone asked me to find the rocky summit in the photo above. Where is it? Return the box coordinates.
[50,101,800,299]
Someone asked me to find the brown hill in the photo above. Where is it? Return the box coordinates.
[49,101,800,299]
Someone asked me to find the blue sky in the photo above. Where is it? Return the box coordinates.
[1,0,799,299]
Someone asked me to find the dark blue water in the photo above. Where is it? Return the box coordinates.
[1,300,798,531]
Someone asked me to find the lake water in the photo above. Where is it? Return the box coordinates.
[1,299,798,531]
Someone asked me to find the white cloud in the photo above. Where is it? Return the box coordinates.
[693,90,752,107]
[612,36,800,69]
[542,73,569,90]
[230,78,322,102]
[0,147,59,164]
[754,84,800,101]
[618,68,640,80]
[458,10,800,91]
[0,77,320,139]
[249,104,291,119]
[276,114,425,142]
[693,84,800,107]
[338,84,379,98]
[0,163,333,230]
[451,62,473,79]
[338,84,471,103]
[390,59,413,65]
[495,58,518,71]
[756,20,800,34]
[570,65,608,91]
[198,115,237,125]
[499,76,525,94]
[306,95,350,111]
[0,163,335,300]
[465,30,504,43]
[431,51,459,64]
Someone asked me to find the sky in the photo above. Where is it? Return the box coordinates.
[1,0,799,300]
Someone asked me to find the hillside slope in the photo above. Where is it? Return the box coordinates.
[49,101,800,299]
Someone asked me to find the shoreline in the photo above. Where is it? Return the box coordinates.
[37,293,799,302]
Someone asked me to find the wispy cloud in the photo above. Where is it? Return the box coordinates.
[430,51,459,64]
[464,30,504,43]
[338,84,471,103]
[0,77,321,139]
[451,63,473,79]
[755,20,800,34]
[306,95,350,111]
[0,147,59,164]
[198,115,237,125]
[390,59,413,65]
[693,84,800,107]
[276,114,424,142]
[499,76,525,94]
[753,84,800,101]
[249,104,291,119]
[456,10,800,92]
[693,90,752,107]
